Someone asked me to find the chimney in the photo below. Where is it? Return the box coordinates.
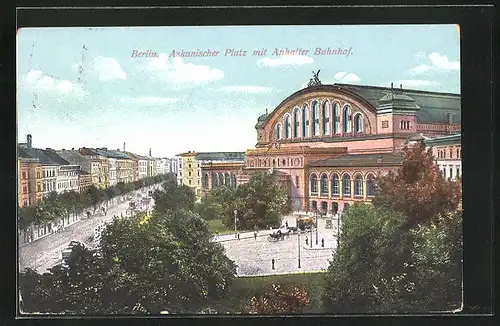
[27,134,32,149]
[390,82,393,89]
[400,84,403,89]
[149,148,152,156]
[266,109,268,115]
[123,142,126,151]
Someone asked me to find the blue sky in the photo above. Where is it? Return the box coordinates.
[17,25,460,157]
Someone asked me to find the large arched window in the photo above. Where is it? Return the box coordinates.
[342,174,351,196]
[333,103,340,134]
[224,172,231,186]
[218,173,224,186]
[331,173,340,195]
[284,114,291,139]
[366,173,377,196]
[302,104,310,137]
[275,123,281,140]
[212,173,218,189]
[293,107,300,138]
[310,174,318,194]
[202,173,209,188]
[231,173,237,188]
[354,174,364,196]
[320,174,328,195]
[354,113,364,133]
[312,100,320,136]
[322,101,330,135]
[342,105,352,134]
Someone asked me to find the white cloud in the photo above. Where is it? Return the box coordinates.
[119,96,180,105]
[334,72,361,83]
[257,55,314,68]
[218,85,273,94]
[409,52,460,76]
[92,56,127,81]
[22,69,86,100]
[143,54,224,86]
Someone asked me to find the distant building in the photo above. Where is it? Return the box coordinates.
[77,170,92,193]
[58,148,108,189]
[425,133,461,180]
[42,149,80,194]
[176,151,246,199]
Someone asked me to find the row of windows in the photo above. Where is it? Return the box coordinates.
[310,173,377,197]
[58,180,78,190]
[205,172,237,189]
[43,182,56,193]
[43,170,56,178]
[275,102,364,141]
[400,120,411,130]
[437,148,461,159]
[440,165,461,180]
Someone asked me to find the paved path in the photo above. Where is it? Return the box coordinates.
[19,185,159,274]
[218,214,342,276]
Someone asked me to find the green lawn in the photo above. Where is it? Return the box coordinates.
[207,219,234,235]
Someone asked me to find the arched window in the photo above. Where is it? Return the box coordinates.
[342,105,352,134]
[224,172,230,186]
[366,174,377,196]
[331,173,340,195]
[354,174,363,196]
[231,173,237,188]
[312,100,320,136]
[293,107,300,138]
[302,104,310,137]
[354,113,364,133]
[202,173,209,188]
[332,103,340,134]
[284,114,291,139]
[310,174,318,194]
[322,101,330,135]
[320,174,328,195]
[212,173,218,189]
[218,173,224,186]
[342,174,351,196]
[275,123,281,140]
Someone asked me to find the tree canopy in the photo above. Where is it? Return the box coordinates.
[371,141,462,224]
[195,170,291,230]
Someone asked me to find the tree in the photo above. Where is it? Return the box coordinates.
[210,171,290,230]
[322,203,414,313]
[18,206,36,230]
[371,141,462,225]
[86,186,105,214]
[242,283,310,314]
[153,177,196,213]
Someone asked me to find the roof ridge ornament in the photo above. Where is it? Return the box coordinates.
[307,70,322,87]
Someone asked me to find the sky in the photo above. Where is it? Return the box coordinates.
[17,25,460,158]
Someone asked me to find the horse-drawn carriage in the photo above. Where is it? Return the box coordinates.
[267,227,291,242]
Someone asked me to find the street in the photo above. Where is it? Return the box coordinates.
[18,186,158,274]
[219,214,341,276]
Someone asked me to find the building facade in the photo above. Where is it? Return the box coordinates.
[42,149,81,194]
[19,157,42,207]
[77,170,93,193]
[108,158,118,186]
[18,159,22,207]
[200,82,461,215]
[425,133,461,180]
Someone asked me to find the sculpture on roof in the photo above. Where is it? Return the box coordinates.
[307,70,322,87]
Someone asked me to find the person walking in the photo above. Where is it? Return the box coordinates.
[237,232,240,240]
[285,221,289,228]
[254,231,257,240]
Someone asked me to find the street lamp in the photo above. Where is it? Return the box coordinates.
[234,210,238,239]
[315,210,319,245]
[297,231,301,268]
[337,211,341,247]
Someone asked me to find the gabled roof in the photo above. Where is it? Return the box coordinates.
[18,146,60,165]
[309,152,403,168]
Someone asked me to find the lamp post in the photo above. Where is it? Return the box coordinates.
[234,210,237,239]
[298,231,301,268]
[337,211,341,247]
[315,210,319,245]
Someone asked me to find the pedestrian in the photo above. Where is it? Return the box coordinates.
[254,231,257,240]
[305,236,308,245]
[321,238,325,247]
[271,258,275,270]
[237,232,240,240]
[285,221,289,228]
